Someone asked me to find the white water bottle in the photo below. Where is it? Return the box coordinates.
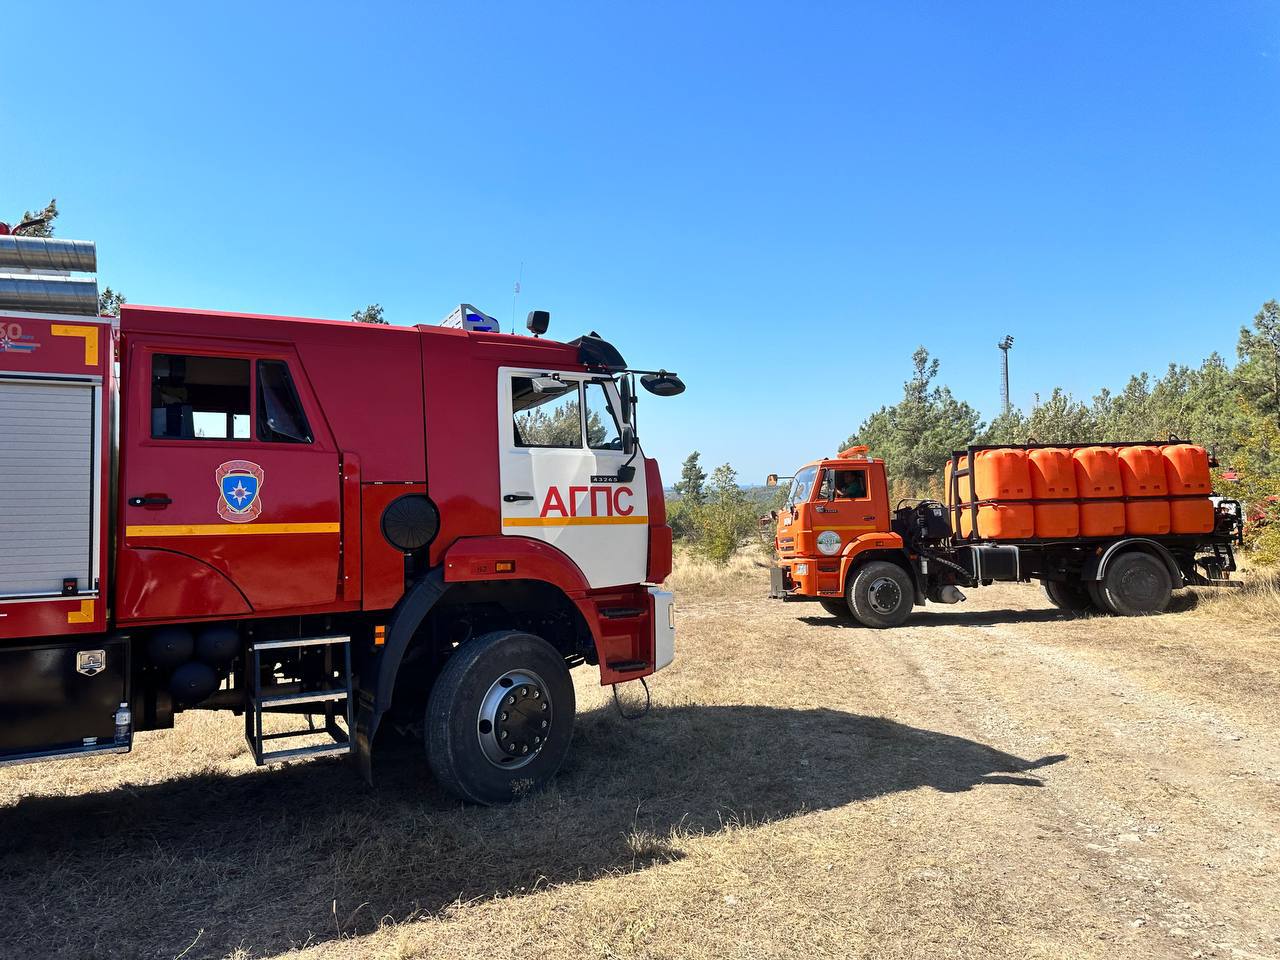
[114,702,132,745]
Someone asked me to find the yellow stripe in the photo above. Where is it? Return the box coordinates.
[67,599,95,623]
[126,522,340,537]
[503,515,649,527]
[51,324,100,366]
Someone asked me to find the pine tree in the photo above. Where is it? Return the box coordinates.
[674,451,707,504]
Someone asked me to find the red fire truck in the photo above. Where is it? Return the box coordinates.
[0,231,681,804]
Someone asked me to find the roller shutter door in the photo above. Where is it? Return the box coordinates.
[0,380,96,598]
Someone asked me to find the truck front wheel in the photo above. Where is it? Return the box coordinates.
[1099,552,1173,617]
[425,630,575,805]
[846,561,914,629]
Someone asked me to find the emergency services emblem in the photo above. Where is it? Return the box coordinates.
[216,460,264,523]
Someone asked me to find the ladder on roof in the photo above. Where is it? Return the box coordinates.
[244,634,353,765]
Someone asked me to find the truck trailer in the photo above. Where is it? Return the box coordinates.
[0,231,682,804]
[766,443,1242,628]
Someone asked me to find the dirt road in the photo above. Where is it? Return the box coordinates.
[2,559,1277,959]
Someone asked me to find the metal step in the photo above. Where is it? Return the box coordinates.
[245,634,353,766]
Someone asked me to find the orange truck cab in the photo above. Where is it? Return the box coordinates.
[766,447,917,620]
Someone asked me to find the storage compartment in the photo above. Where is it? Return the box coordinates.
[0,637,129,763]
[0,379,98,599]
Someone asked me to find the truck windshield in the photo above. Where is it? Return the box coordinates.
[787,466,818,506]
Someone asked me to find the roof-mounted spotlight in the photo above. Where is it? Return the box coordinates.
[526,310,550,337]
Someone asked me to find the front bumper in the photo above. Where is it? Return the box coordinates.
[770,557,843,600]
[649,587,675,671]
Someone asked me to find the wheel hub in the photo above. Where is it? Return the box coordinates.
[867,576,901,615]
[1120,566,1160,604]
[477,669,551,769]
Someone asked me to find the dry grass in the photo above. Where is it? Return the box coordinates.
[2,554,1279,960]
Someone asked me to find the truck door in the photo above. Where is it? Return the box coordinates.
[498,369,648,589]
[814,465,883,551]
[116,341,342,620]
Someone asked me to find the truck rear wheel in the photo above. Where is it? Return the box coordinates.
[1041,579,1096,614]
[819,598,851,619]
[425,630,575,805]
[1099,552,1173,617]
[846,561,913,629]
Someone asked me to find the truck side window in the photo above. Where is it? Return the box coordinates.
[584,382,621,450]
[257,360,312,443]
[151,354,250,440]
[832,469,867,499]
[511,376,583,448]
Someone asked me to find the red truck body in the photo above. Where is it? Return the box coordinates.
[0,245,677,803]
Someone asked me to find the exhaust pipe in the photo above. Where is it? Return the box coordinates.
[0,236,97,273]
[0,274,100,316]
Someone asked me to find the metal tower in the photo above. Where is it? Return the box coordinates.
[998,335,1014,416]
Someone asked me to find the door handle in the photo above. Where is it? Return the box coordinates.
[128,495,172,507]
[862,514,875,521]
[503,493,535,503]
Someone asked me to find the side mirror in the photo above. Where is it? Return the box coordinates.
[621,422,635,457]
[640,371,685,397]
[619,376,633,425]
[531,375,571,395]
[766,474,779,487]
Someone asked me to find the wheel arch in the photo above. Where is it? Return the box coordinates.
[839,545,921,604]
[1088,538,1183,587]
[354,537,600,784]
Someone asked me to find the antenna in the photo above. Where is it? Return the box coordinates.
[997,335,1014,416]
[511,261,524,328]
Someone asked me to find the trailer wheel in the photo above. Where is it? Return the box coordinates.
[1040,579,1096,614]
[846,561,913,629]
[1100,552,1173,617]
[818,598,851,619]
[425,630,575,805]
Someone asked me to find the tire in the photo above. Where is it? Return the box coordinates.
[425,630,575,805]
[846,561,914,629]
[1100,552,1173,617]
[1040,579,1096,614]
[1085,577,1112,614]
[818,598,851,618]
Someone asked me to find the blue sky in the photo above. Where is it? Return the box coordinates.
[3,2,1277,481]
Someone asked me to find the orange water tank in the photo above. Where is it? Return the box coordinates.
[1028,448,1079,537]
[1033,501,1080,538]
[1118,445,1168,497]
[1073,447,1126,537]
[972,448,1031,501]
[1118,445,1170,535]
[958,503,1035,540]
[1162,444,1214,534]
[1028,448,1077,499]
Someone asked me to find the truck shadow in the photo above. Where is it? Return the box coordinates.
[798,608,1066,628]
[0,705,1065,960]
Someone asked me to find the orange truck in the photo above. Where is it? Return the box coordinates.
[765,442,1242,627]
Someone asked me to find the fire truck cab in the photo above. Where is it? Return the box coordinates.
[0,233,681,804]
